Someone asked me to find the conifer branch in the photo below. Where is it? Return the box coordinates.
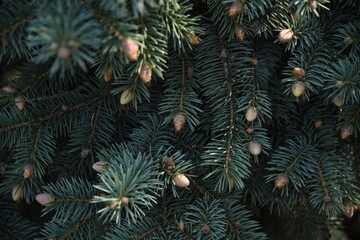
[0,16,35,37]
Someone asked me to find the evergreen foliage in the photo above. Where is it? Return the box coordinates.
[0,0,360,239]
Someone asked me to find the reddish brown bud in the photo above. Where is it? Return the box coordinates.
[122,38,139,60]
[57,46,70,59]
[245,126,254,134]
[164,156,176,170]
[340,125,354,139]
[201,225,210,234]
[314,120,322,128]
[335,81,344,88]
[323,195,331,203]
[139,64,152,83]
[173,114,186,131]
[23,165,34,178]
[177,220,185,231]
[235,26,245,40]
[103,67,113,82]
[121,197,129,205]
[292,67,305,78]
[228,2,243,17]
[187,33,199,45]
[278,29,294,43]
[309,0,317,9]
[251,58,259,66]
[275,174,289,188]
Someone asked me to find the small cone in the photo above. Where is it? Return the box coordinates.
[35,193,54,206]
[12,185,23,203]
[58,46,70,59]
[92,161,107,172]
[177,220,185,231]
[120,89,135,105]
[333,96,343,107]
[121,197,129,205]
[248,141,261,156]
[14,96,25,110]
[201,225,210,234]
[278,29,294,43]
[103,67,113,82]
[139,64,152,83]
[173,173,190,187]
[245,106,258,122]
[340,125,353,139]
[275,174,289,188]
[23,165,34,178]
[235,26,245,40]
[187,32,199,45]
[292,67,305,78]
[309,0,317,9]
[2,86,16,93]
[122,38,139,60]
[292,81,305,97]
[228,2,243,17]
[173,114,186,131]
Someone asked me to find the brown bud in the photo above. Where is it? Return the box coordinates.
[120,89,135,105]
[344,37,354,46]
[251,58,258,66]
[340,125,354,139]
[177,220,185,231]
[23,165,34,178]
[278,29,294,43]
[292,81,305,97]
[14,96,25,110]
[12,185,23,203]
[245,106,258,122]
[309,0,317,9]
[58,46,70,59]
[323,195,331,203]
[335,81,344,88]
[173,173,190,187]
[333,96,343,107]
[275,174,289,188]
[245,126,254,134]
[121,197,129,205]
[228,2,243,17]
[2,86,16,93]
[201,225,210,234]
[292,67,305,78]
[92,161,107,172]
[103,67,113,82]
[164,156,176,170]
[139,64,152,83]
[314,120,322,128]
[248,141,261,156]
[122,38,139,60]
[235,26,245,40]
[187,32,199,45]
[173,114,186,131]
[341,205,354,218]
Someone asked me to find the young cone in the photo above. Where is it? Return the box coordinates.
[246,106,258,122]
[120,89,135,105]
[173,173,190,187]
[292,81,305,97]
[275,174,289,188]
[12,185,23,203]
[248,141,261,156]
[122,38,139,60]
[173,114,186,131]
[36,193,54,206]
[139,64,152,83]
[228,2,243,17]
[14,96,25,110]
[92,161,107,172]
[292,67,305,78]
[23,165,34,178]
[103,67,113,82]
[278,29,294,43]
[235,26,245,40]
